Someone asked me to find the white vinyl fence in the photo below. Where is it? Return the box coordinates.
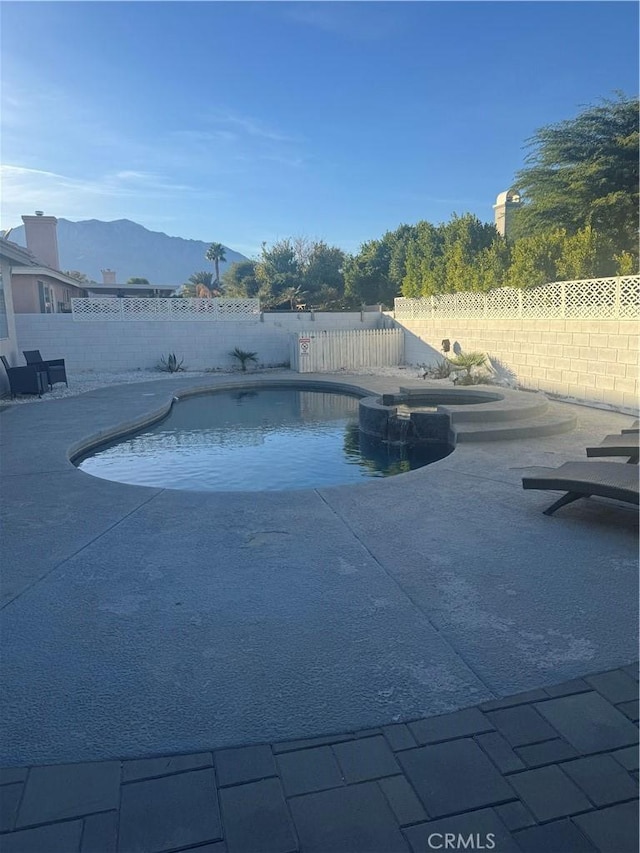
[394,276,640,320]
[290,329,404,373]
[71,297,261,321]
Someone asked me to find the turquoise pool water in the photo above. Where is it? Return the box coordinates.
[77,387,452,491]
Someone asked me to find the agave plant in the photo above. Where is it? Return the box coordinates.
[230,347,258,372]
[157,353,185,373]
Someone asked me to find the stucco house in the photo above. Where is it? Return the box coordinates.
[0,237,38,395]
[8,214,88,314]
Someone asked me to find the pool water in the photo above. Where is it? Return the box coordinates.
[77,388,452,491]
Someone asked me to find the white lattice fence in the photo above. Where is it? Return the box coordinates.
[394,276,640,319]
[291,329,404,373]
[71,297,261,321]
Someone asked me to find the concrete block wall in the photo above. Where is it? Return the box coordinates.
[396,317,639,411]
[13,312,382,374]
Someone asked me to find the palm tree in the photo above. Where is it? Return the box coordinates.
[205,243,227,287]
[189,271,214,289]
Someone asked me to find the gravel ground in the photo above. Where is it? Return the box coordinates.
[0,365,428,406]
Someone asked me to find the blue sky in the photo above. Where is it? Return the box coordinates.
[1,1,638,258]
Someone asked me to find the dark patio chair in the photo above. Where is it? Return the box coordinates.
[586,434,639,464]
[1,355,48,399]
[522,461,639,515]
[23,350,68,389]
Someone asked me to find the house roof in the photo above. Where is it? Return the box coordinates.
[10,266,89,288]
[84,283,180,293]
[0,237,38,266]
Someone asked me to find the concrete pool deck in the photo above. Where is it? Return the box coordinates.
[0,371,637,769]
[1,372,638,850]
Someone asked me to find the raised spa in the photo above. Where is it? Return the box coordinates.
[359,387,504,444]
[76,387,453,492]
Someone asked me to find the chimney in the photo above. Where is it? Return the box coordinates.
[21,211,60,269]
[101,268,116,284]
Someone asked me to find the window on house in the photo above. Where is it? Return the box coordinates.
[38,280,54,313]
[0,270,8,339]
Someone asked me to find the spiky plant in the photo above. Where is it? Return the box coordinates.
[230,347,258,372]
[158,353,185,373]
[446,351,487,378]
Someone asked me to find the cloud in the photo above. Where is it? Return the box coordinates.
[0,165,204,229]
[284,2,405,41]
[207,112,301,144]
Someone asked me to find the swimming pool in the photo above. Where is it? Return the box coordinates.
[76,387,452,491]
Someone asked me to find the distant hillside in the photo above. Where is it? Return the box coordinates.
[8,218,248,285]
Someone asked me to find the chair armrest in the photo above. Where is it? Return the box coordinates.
[44,358,66,368]
[8,365,44,377]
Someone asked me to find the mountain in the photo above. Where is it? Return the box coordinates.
[8,218,248,285]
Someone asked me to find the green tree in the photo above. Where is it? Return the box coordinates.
[179,271,219,298]
[189,271,215,288]
[402,221,445,297]
[441,214,499,292]
[127,277,150,284]
[506,230,565,288]
[205,242,227,285]
[304,241,345,293]
[343,238,394,306]
[466,239,511,292]
[555,226,617,280]
[222,260,260,298]
[255,239,301,308]
[513,94,639,259]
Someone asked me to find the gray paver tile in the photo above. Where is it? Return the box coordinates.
[475,731,525,773]
[219,778,297,853]
[119,768,222,852]
[408,707,493,744]
[17,762,121,827]
[508,765,591,821]
[535,692,639,753]
[0,820,83,853]
[617,699,639,722]
[122,751,212,782]
[333,736,400,783]
[515,818,598,852]
[544,678,591,698]
[0,783,22,832]
[272,733,353,753]
[276,746,343,797]
[515,738,578,767]
[215,745,276,787]
[573,800,639,853]
[495,800,536,831]
[81,811,118,853]
[585,670,639,704]
[0,768,27,786]
[378,775,427,826]
[479,688,549,711]
[621,662,639,682]
[398,739,515,818]
[289,781,408,852]
[382,724,417,752]
[404,808,521,853]
[354,728,382,738]
[611,746,640,772]
[486,705,558,747]
[561,754,639,807]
